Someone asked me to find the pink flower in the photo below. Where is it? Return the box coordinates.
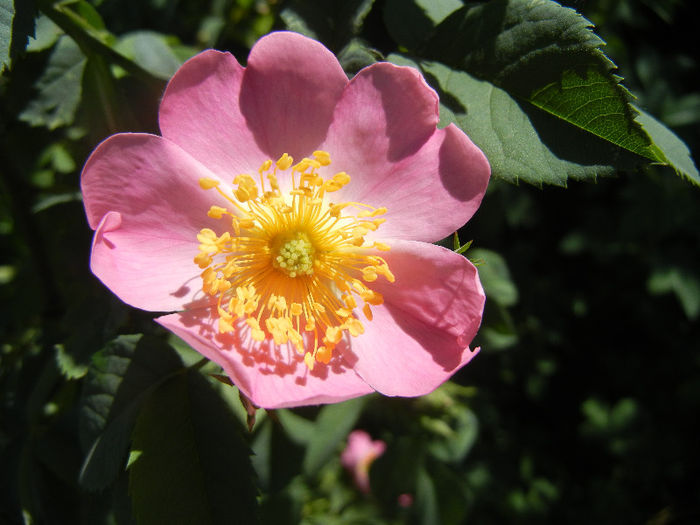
[341,430,386,494]
[81,31,490,409]
[397,493,414,508]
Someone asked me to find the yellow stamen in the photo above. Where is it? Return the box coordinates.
[195,151,392,368]
[199,178,220,189]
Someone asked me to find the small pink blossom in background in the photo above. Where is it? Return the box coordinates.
[397,493,414,508]
[81,31,490,409]
[341,430,386,494]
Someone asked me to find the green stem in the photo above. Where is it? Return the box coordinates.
[190,358,210,372]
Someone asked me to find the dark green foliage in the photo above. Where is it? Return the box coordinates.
[1,0,698,523]
[78,334,185,491]
[19,35,86,129]
[129,370,257,525]
[280,0,375,52]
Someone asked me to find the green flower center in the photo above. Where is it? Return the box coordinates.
[272,232,315,278]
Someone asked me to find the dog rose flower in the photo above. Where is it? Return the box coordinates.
[81,31,490,409]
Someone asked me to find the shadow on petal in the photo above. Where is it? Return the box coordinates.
[238,33,347,161]
[382,303,469,371]
[373,66,437,162]
[174,300,360,382]
[438,124,491,203]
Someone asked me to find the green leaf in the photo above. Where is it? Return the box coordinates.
[470,248,518,307]
[47,0,110,45]
[39,0,163,89]
[19,35,86,129]
[648,266,700,320]
[428,462,472,524]
[337,38,382,75]
[1,0,15,70]
[277,408,316,445]
[468,247,520,349]
[480,316,518,350]
[78,334,184,491]
[38,142,76,173]
[251,417,305,494]
[426,1,660,157]
[302,396,367,476]
[26,14,62,52]
[383,0,462,50]
[55,344,89,379]
[114,31,183,80]
[634,108,700,185]
[1,0,36,72]
[425,406,479,464]
[79,334,139,451]
[419,0,697,184]
[414,466,440,525]
[280,0,374,51]
[129,371,257,525]
[392,55,640,186]
[417,384,479,465]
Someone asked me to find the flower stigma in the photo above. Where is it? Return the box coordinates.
[195,151,394,370]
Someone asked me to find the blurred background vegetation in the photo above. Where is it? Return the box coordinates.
[1,0,698,523]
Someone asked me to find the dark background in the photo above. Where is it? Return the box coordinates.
[1,0,698,523]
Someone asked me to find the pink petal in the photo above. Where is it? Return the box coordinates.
[321,62,490,242]
[238,31,348,160]
[156,305,375,409]
[341,430,386,494]
[324,62,439,166]
[82,133,226,311]
[158,49,267,179]
[345,240,484,396]
[371,124,491,242]
[341,430,386,468]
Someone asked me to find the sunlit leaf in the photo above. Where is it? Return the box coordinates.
[55,343,89,379]
[52,0,111,44]
[26,15,62,52]
[426,1,657,156]
[1,0,15,70]
[391,55,641,186]
[635,108,700,185]
[115,31,183,80]
[419,0,697,184]
[0,0,36,72]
